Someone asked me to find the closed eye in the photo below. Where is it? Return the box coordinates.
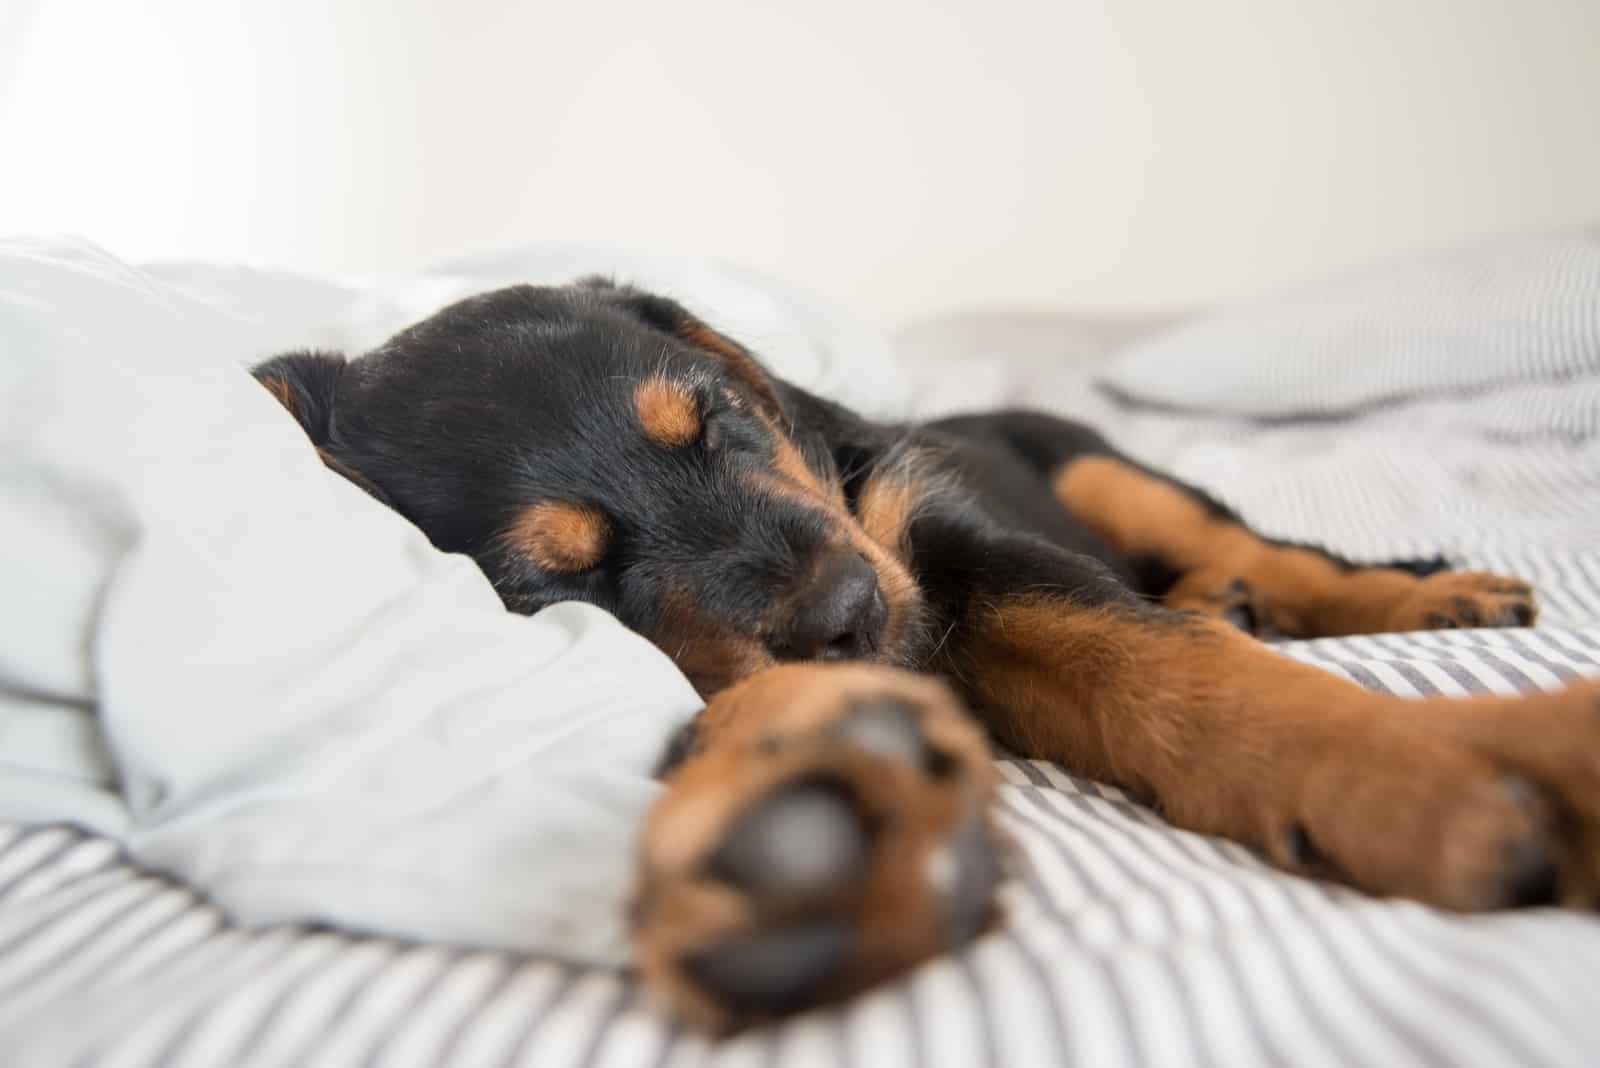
[702,406,769,459]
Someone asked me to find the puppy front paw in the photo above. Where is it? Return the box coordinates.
[631,664,1003,1032]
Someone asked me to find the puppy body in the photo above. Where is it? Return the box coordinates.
[257,282,1599,1032]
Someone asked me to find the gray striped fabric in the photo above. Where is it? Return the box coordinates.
[4,612,1599,1067]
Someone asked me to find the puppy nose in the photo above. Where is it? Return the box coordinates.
[773,551,887,662]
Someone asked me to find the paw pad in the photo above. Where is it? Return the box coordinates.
[684,920,853,1015]
[707,779,867,897]
[833,698,957,777]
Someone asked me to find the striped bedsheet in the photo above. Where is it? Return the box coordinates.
[4,615,1599,1068]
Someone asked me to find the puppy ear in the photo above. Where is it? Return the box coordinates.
[252,350,345,444]
[251,351,393,506]
[589,282,785,414]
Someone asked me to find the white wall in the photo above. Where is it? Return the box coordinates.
[2,0,1598,327]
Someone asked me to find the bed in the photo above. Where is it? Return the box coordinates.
[3,232,1599,1066]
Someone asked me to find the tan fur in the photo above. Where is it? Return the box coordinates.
[634,376,702,448]
[1054,456,1536,634]
[855,471,922,558]
[650,588,775,698]
[507,501,610,572]
[756,408,847,507]
[948,596,1600,909]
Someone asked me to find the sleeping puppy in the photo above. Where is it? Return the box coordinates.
[255,280,1600,1032]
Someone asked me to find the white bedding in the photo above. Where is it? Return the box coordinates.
[0,236,898,967]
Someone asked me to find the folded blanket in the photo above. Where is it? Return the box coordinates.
[0,238,722,966]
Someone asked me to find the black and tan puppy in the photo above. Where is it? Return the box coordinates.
[255,280,1600,1032]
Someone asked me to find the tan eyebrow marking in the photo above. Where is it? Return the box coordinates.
[633,376,702,448]
[508,501,610,572]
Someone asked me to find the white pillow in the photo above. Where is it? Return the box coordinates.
[1097,229,1600,420]
[0,236,703,965]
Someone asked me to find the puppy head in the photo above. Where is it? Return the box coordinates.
[254,281,922,696]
